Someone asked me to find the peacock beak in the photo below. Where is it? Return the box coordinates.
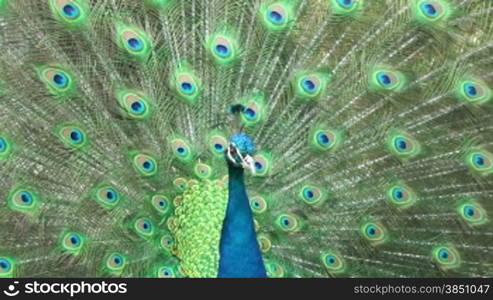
[227,143,256,175]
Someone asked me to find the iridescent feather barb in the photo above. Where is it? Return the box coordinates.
[0,0,492,278]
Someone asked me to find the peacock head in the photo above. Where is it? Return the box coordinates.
[226,133,256,173]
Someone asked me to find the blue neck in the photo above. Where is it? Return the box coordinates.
[217,164,267,278]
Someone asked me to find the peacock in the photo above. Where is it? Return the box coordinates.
[0,0,492,279]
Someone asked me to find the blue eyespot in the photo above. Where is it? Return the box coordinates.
[268,10,284,25]
[392,188,404,201]
[473,154,485,168]
[62,4,80,19]
[281,217,290,227]
[302,79,317,94]
[159,199,167,208]
[326,255,336,265]
[214,143,224,152]
[464,83,478,98]
[176,147,187,156]
[180,82,195,95]
[53,72,69,88]
[0,138,6,152]
[243,107,257,120]
[113,255,123,266]
[142,160,155,172]
[142,220,152,232]
[303,188,315,201]
[438,248,449,261]
[69,129,84,144]
[463,205,475,218]
[366,225,376,237]
[69,234,81,247]
[395,137,408,152]
[127,38,143,51]
[317,133,331,147]
[130,100,146,115]
[20,192,33,205]
[106,189,117,202]
[377,72,392,87]
[420,2,438,18]
[0,259,11,272]
[254,161,264,172]
[337,0,354,8]
[214,44,230,58]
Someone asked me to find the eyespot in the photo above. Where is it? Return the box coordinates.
[257,234,271,253]
[457,79,491,104]
[93,184,120,209]
[50,0,88,25]
[173,178,188,191]
[360,222,387,245]
[432,245,461,270]
[209,135,228,156]
[105,253,126,274]
[0,136,13,160]
[8,187,39,214]
[160,234,174,252]
[157,266,175,278]
[276,213,301,232]
[194,163,212,180]
[265,261,285,278]
[37,66,75,96]
[132,153,158,177]
[213,37,232,58]
[250,196,267,214]
[151,194,170,215]
[207,32,238,64]
[387,184,417,208]
[377,71,398,89]
[116,24,151,60]
[336,0,355,9]
[311,128,339,151]
[293,72,330,100]
[252,154,271,177]
[457,202,487,226]
[267,4,287,25]
[0,257,15,278]
[387,131,420,159]
[466,150,493,174]
[56,125,88,149]
[299,185,326,206]
[414,0,451,24]
[60,231,85,254]
[301,76,320,95]
[419,1,443,19]
[117,90,152,119]
[133,217,154,239]
[172,67,202,103]
[170,138,193,162]
[321,251,346,274]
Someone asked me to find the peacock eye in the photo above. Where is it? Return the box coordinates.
[8,187,40,214]
[62,4,80,19]
[132,153,158,176]
[337,0,354,8]
[432,245,460,270]
[301,78,317,94]
[419,1,442,19]
[133,217,154,239]
[276,213,300,232]
[127,37,143,51]
[394,137,408,152]
[0,138,6,153]
[214,44,230,58]
[457,201,487,226]
[53,72,69,88]
[250,196,267,214]
[361,222,387,245]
